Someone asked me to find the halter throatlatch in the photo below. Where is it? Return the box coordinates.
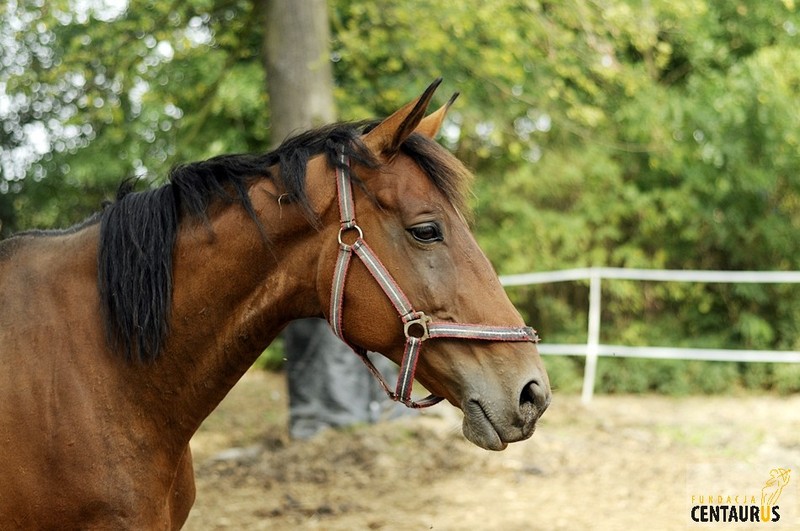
[328,146,540,408]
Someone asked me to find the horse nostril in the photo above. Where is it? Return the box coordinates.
[520,379,551,413]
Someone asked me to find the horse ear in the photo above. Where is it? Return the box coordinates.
[415,92,459,139]
[363,78,442,159]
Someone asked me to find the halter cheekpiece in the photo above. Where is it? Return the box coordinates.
[328,145,540,408]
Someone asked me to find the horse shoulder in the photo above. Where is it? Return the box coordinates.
[0,231,184,527]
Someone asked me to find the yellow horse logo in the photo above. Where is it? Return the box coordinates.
[762,468,791,506]
[761,468,791,522]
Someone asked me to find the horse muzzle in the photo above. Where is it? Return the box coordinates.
[461,372,551,451]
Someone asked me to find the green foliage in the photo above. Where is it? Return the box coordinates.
[254,336,285,372]
[0,0,266,234]
[593,358,738,396]
[540,355,584,394]
[2,0,799,392]
[774,364,800,395]
[540,356,798,397]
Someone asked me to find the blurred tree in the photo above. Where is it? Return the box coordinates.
[0,0,269,233]
[260,0,335,143]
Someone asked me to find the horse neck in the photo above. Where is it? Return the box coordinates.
[145,202,330,445]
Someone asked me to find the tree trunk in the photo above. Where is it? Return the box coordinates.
[259,0,336,146]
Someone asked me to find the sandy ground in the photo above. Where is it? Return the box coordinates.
[184,370,800,530]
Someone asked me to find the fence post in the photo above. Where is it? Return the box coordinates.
[581,268,602,404]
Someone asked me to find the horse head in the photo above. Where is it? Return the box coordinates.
[312,80,551,450]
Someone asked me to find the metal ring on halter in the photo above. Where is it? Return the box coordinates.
[337,224,363,248]
[404,312,432,341]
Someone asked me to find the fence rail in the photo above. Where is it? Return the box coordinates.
[498,267,800,403]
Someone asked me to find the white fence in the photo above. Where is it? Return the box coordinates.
[499,267,800,403]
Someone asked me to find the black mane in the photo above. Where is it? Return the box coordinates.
[97,122,472,363]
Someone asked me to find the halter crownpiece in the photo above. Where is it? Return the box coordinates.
[328,145,540,408]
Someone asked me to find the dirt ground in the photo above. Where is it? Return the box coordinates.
[184,370,800,530]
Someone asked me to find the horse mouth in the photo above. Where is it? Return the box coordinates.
[461,399,510,451]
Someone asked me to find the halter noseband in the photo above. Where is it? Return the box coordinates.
[328,146,539,408]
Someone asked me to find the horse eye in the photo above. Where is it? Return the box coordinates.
[408,223,443,243]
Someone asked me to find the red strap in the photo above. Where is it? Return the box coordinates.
[428,322,539,343]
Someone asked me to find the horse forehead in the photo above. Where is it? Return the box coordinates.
[378,156,445,206]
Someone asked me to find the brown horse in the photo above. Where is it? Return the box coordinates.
[0,80,550,528]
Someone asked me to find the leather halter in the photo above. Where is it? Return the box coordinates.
[328,146,540,408]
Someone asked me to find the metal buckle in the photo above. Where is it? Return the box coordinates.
[337,223,363,249]
[404,312,432,341]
